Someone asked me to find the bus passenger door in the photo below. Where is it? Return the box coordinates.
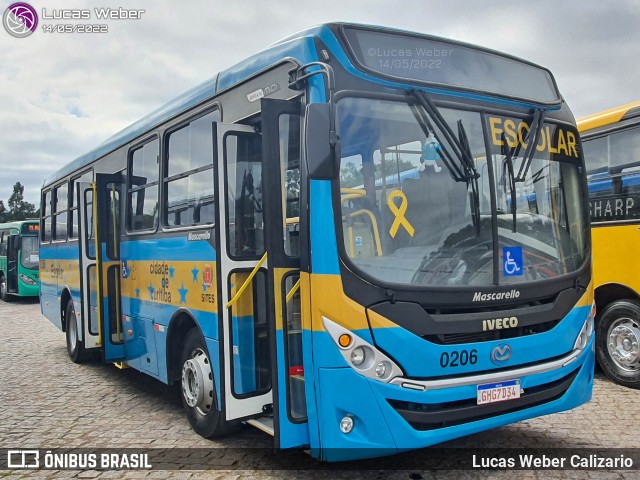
[77,182,101,350]
[216,123,273,422]
[94,174,126,361]
[261,98,309,449]
[6,235,19,293]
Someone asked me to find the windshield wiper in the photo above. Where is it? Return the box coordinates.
[499,108,546,232]
[501,134,519,232]
[516,108,546,182]
[408,101,466,182]
[408,89,482,234]
[410,89,480,181]
[458,120,481,235]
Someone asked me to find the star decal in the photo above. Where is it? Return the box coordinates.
[169,266,175,278]
[135,288,140,299]
[202,283,208,292]
[178,282,188,304]
[191,265,199,282]
[148,282,155,300]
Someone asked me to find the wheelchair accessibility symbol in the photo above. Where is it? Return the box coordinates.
[503,247,523,276]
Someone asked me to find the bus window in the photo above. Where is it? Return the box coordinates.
[164,111,218,228]
[69,170,93,239]
[610,127,640,173]
[54,182,68,241]
[42,191,52,242]
[283,274,306,420]
[105,183,121,260]
[583,135,608,175]
[128,139,159,232]
[228,270,270,396]
[279,114,301,257]
[20,235,39,270]
[225,133,263,258]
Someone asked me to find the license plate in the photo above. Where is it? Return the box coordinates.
[477,379,521,405]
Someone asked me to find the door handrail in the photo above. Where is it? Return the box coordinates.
[226,252,268,308]
[285,278,301,303]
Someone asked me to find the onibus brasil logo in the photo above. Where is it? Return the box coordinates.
[3,2,38,38]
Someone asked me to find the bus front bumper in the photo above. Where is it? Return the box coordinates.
[313,337,594,462]
[18,276,40,297]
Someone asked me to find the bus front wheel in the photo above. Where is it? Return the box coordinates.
[180,328,238,438]
[66,302,89,363]
[0,276,11,302]
[596,300,640,389]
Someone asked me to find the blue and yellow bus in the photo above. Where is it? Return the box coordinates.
[40,23,595,461]
[578,102,640,389]
[0,219,40,301]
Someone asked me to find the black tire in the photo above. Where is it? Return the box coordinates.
[66,302,89,363]
[180,328,238,438]
[0,276,11,302]
[596,300,640,389]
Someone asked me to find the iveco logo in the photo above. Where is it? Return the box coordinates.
[491,344,512,364]
[483,316,519,331]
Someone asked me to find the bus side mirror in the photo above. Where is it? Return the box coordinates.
[305,103,336,179]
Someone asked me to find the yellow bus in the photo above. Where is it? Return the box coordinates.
[578,101,640,389]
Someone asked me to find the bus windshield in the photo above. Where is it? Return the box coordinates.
[337,96,588,287]
[20,235,39,270]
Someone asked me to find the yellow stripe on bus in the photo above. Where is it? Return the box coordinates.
[577,101,640,133]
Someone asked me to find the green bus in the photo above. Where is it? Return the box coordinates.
[0,219,40,301]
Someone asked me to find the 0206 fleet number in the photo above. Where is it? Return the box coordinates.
[440,349,478,368]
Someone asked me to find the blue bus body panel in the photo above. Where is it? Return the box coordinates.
[313,339,593,461]
[38,22,592,460]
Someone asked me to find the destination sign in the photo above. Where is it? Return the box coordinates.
[22,223,40,234]
[343,27,560,103]
[487,116,580,159]
[590,193,640,223]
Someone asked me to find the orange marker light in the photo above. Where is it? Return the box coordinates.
[338,334,352,348]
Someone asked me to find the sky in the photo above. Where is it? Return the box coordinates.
[0,0,638,206]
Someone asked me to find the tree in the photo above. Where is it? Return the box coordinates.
[0,200,5,223]
[7,182,36,221]
[340,161,363,188]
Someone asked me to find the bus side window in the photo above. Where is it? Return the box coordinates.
[42,191,52,242]
[54,182,68,241]
[69,170,93,239]
[164,110,219,228]
[128,138,159,232]
[280,114,301,257]
[225,132,264,258]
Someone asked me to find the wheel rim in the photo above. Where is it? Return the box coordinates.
[68,314,78,351]
[607,317,640,372]
[0,281,5,297]
[181,348,214,415]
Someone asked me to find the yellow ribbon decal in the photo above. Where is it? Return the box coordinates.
[387,190,415,238]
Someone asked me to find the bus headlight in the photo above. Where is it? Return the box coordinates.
[323,316,403,383]
[19,274,36,285]
[574,302,595,351]
[350,347,366,366]
[375,361,391,380]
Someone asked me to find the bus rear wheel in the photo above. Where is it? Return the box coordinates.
[180,328,237,438]
[596,300,640,389]
[66,302,89,363]
[0,276,11,302]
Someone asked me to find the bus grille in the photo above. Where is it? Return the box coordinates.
[423,319,560,345]
[387,368,578,431]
